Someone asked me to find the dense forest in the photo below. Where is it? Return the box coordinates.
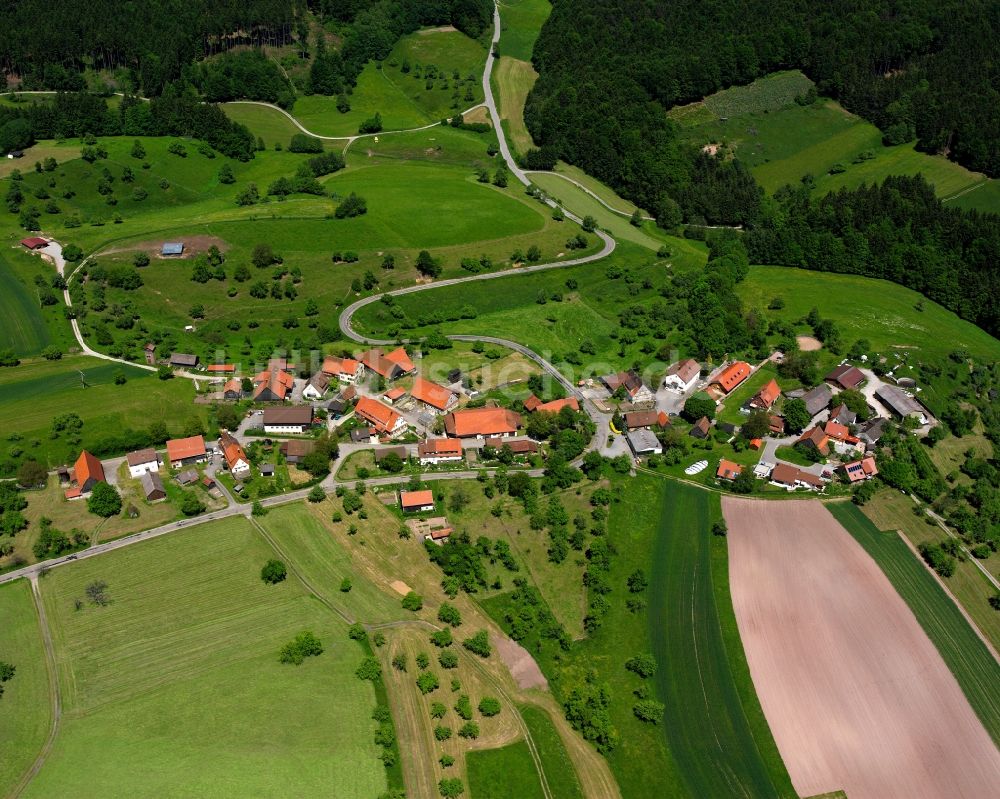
[744,175,1000,338]
[0,0,491,97]
[526,0,1000,220]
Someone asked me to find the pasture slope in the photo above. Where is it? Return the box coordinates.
[0,250,50,357]
[724,497,1000,799]
[26,516,388,798]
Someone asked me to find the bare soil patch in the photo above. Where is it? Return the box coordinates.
[97,235,228,260]
[417,25,457,34]
[724,496,1000,799]
[389,579,412,596]
[796,335,822,351]
[493,634,547,690]
[463,105,491,126]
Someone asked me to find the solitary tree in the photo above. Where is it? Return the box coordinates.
[261,559,287,584]
[86,482,122,518]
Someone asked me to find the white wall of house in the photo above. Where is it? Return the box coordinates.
[302,384,325,400]
[419,454,463,466]
[264,423,309,435]
[128,460,159,478]
[663,374,697,392]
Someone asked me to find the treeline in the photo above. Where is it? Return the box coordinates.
[526,0,1000,221]
[0,90,257,161]
[744,175,1000,338]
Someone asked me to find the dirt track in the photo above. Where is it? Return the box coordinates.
[724,497,1000,799]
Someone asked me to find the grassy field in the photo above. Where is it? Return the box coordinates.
[519,704,585,799]
[498,0,551,61]
[861,491,1000,655]
[467,739,545,799]
[221,102,302,148]
[493,56,537,157]
[827,502,1000,746]
[29,516,388,797]
[738,266,1000,360]
[0,355,205,469]
[702,71,815,118]
[947,179,1000,214]
[0,248,52,356]
[0,580,52,797]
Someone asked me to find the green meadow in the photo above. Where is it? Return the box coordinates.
[220,102,302,149]
[28,516,388,798]
[467,739,546,799]
[519,704,585,799]
[493,55,538,158]
[498,0,552,61]
[0,248,52,356]
[0,580,52,797]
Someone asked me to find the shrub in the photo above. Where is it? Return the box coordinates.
[462,630,490,658]
[478,697,501,717]
[261,559,287,584]
[279,631,323,665]
[402,591,423,611]
[288,133,324,153]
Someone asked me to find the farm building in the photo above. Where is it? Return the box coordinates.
[534,397,580,414]
[418,438,464,465]
[411,377,459,412]
[64,450,106,499]
[279,439,315,464]
[169,352,199,368]
[253,368,294,402]
[262,406,314,435]
[166,435,208,468]
[355,396,407,437]
[716,459,743,481]
[601,370,655,403]
[858,417,888,447]
[321,356,363,383]
[747,379,781,411]
[875,385,928,423]
[20,236,48,250]
[161,242,185,256]
[483,437,538,456]
[689,416,711,439]
[222,379,242,400]
[206,364,235,374]
[663,358,700,392]
[799,384,834,417]
[175,469,199,486]
[444,407,522,438]
[768,415,786,434]
[626,429,661,456]
[374,446,408,465]
[126,448,159,478]
[710,362,752,394]
[383,387,407,404]
[139,471,167,502]
[219,432,251,476]
[260,463,275,477]
[302,372,330,400]
[825,364,866,390]
[623,410,667,430]
[361,347,415,380]
[400,489,435,513]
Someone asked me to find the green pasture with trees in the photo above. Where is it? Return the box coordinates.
[27,516,389,798]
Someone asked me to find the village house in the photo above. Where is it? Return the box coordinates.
[360,347,415,381]
[64,450,106,499]
[170,352,199,369]
[747,379,781,411]
[139,471,167,502]
[483,438,539,457]
[322,356,363,383]
[798,383,834,418]
[444,407,522,439]
[716,459,743,481]
[374,446,408,467]
[253,368,294,402]
[825,364,866,391]
[418,438,464,466]
[354,396,407,437]
[875,385,928,424]
[350,428,375,444]
[600,371,655,403]
[797,426,831,457]
[823,420,863,455]
[663,358,700,392]
[843,456,879,482]
[302,371,330,400]
[770,463,824,491]
[262,406,314,435]
[411,377,459,413]
[626,429,661,457]
[222,379,243,400]
[166,435,208,468]
[768,414,786,435]
[400,489,435,513]
[279,439,315,465]
[858,417,888,448]
[219,432,251,477]
[689,416,712,439]
[623,410,668,431]
[828,403,857,426]
[126,447,159,478]
[709,361,752,395]
[383,387,407,404]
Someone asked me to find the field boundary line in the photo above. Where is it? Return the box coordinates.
[8,576,62,799]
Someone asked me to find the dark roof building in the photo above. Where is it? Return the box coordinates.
[170,352,199,368]
[875,385,927,421]
[825,364,866,390]
[689,416,711,439]
[800,384,834,417]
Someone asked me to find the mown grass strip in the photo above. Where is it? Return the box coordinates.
[827,501,1000,746]
[467,738,546,799]
[518,704,585,799]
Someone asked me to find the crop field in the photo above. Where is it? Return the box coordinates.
[493,56,537,157]
[0,356,204,469]
[498,0,552,61]
[0,581,52,797]
[28,516,388,798]
[859,490,1000,659]
[738,266,1000,360]
[828,502,1000,745]
[467,739,545,799]
[518,704,585,799]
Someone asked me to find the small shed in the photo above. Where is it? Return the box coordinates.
[20,237,48,250]
[161,242,185,256]
[260,463,275,477]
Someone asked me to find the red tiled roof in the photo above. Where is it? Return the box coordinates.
[824,420,851,441]
[711,362,752,393]
[412,377,456,411]
[751,379,781,409]
[717,459,742,480]
[73,450,105,487]
[444,407,522,437]
[253,369,294,400]
[262,406,313,426]
[222,378,242,395]
[797,426,830,455]
[771,463,800,485]
[485,438,538,454]
[523,395,541,412]
[385,347,415,373]
[401,489,434,509]
[862,456,878,475]
[624,410,660,429]
[355,396,403,434]
[418,438,463,457]
[535,397,579,414]
[64,486,83,499]
[768,414,785,433]
[206,364,235,373]
[219,432,248,471]
[322,356,360,377]
[21,237,48,249]
[384,387,407,401]
[166,435,206,463]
